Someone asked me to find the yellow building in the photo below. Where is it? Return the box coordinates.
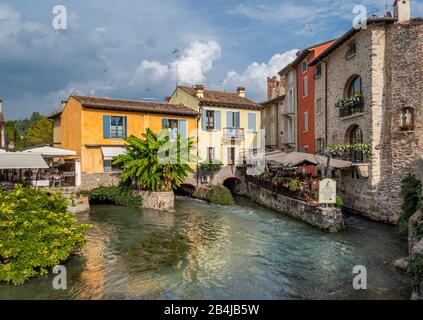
[50,95,198,177]
[168,85,262,166]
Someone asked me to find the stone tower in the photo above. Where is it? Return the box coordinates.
[393,0,411,23]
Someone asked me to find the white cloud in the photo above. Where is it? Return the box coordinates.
[131,40,221,87]
[222,49,298,101]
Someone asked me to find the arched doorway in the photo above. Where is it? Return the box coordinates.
[223,177,243,195]
[175,184,196,197]
[347,125,363,163]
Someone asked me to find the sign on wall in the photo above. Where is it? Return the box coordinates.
[319,178,337,204]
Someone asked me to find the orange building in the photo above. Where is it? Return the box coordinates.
[50,96,198,182]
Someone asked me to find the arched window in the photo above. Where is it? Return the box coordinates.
[347,75,362,97]
[349,125,363,163]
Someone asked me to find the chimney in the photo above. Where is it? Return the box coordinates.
[61,100,67,110]
[194,85,204,98]
[237,86,246,98]
[0,99,3,114]
[393,0,411,23]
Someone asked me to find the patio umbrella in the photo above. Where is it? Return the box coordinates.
[21,146,76,157]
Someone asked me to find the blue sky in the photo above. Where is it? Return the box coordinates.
[1,0,422,119]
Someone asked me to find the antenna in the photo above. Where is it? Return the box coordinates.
[172,49,180,86]
[103,67,108,96]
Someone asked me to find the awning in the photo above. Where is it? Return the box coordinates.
[22,146,76,157]
[0,153,49,169]
[101,147,126,160]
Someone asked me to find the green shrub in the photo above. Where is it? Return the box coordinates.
[336,196,344,209]
[200,160,223,171]
[82,186,142,208]
[398,175,422,235]
[210,185,235,205]
[289,179,300,192]
[408,256,423,283]
[0,185,90,285]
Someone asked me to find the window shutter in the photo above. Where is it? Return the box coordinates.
[234,112,240,128]
[248,113,256,132]
[123,116,128,138]
[202,110,207,130]
[162,118,168,129]
[215,111,221,130]
[226,111,233,128]
[179,119,187,139]
[103,115,111,138]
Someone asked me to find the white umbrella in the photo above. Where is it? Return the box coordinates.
[21,146,76,157]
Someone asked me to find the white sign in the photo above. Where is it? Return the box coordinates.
[319,178,337,204]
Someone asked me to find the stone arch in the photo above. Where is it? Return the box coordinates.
[223,176,243,195]
[343,74,362,97]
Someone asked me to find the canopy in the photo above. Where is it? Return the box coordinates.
[265,150,352,169]
[0,153,49,169]
[101,147,126,160]
[0,149,6,153]
[22,146,76,157]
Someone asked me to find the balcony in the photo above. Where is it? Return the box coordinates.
[336,94,364,118]
[223,128,244,141]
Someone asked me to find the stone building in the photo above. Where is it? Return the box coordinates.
[309,0,423,223]
[0,100,5,149]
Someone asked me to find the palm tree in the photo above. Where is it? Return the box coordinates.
[113,128,197,192]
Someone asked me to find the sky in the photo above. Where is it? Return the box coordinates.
[1,0,422,119]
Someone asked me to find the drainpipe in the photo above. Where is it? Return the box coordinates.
[324,60,328,145]
[196,105,202,187]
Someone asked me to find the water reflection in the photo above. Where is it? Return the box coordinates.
[0,197,411,300]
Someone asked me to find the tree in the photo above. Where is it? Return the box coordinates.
[24,116,53,145]
[113,128,198,192]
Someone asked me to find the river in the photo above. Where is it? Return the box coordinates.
[0,196,411,300]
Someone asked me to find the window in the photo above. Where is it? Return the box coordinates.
[226,111,240,128]
[110,116,125,138]
[162,118,187,139]
[346,41,356,59]
[347,75,362,97]
[207,147,215,161]
[227,147,236,165]
[316,138,325,153]
[303,77,308,97]
[316,98,323,114]
[104,160,123,173]
[303,112,308,132]
[288,90,294,112]
[349,125,364,163]
[315,63,322,79]
[302,61,308,73]
[206,110,215,130]
[304,146,309,154]
[287,118,294,143]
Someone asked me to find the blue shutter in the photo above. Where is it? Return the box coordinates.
[179,120,187,139]
[248,113,256,132]
[103,115,111,138]
[234,112,240,128]
[202,109,207,130]
[215,111,221,130]
[123,116,128,138]
[162,118,168,129]
[226,111,233,128]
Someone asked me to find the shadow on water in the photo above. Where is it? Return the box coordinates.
[0,196,411,300]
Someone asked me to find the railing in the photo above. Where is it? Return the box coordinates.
[223,128,244,141]
[339,99,364,118]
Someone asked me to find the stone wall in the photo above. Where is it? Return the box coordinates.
[80,172,121,191]
[134,190,175,212]
[245,182,344,232]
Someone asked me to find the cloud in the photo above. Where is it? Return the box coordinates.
[132,40,221,87]
[222,49,298,101]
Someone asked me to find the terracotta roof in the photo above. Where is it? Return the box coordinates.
[309,17,397,66]
[261,94,285,106]
[70,95,199,116]
[179,86,261,110]
[278,39,337,76]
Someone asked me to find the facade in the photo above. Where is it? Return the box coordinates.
[309,0,423,223]
[51,96,198,176]
[168,85,262,166]
[261,95,284,151]
[0,100,5,149]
